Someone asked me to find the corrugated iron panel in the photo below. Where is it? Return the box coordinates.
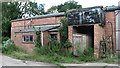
[116,10,120,51]
[67,7,105,25]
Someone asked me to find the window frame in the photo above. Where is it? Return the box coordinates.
[50,34,58,40]
[22,35,33,43]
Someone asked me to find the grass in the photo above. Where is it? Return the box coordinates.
[2,47,118,68]
[3,49,118,64]
[2,39,118,66]
[98,55,118,64]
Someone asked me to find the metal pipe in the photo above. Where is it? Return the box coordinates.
[26,19,32,29]
[107,21,115,56]
[41,31,43,46]
[24,2,27,29]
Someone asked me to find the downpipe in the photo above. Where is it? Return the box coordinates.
[107,21,115,56]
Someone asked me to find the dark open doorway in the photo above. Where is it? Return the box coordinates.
[72,25,94,56]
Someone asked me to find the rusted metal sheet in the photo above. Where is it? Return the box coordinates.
[67,6,105,26]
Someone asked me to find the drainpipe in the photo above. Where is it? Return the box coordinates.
[41,31,43,46]
[107,21,115,56]
[24,2,27,29]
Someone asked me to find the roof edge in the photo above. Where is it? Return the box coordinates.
[11,12,65,22]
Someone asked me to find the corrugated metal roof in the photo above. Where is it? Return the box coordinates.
[67,6,120,13]
[103,6,120,11]
[12,12,65,22]
[15,25,60,33]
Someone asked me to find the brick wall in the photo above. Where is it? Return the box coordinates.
[94,24,105,58]
[14,32,36,52]
[11,16,63,40]
[12,17,63,27]
[11,16,63,51]
[68,12,116,58]
[68,26,73,43]
[43,31,49,46]
[105,12,116,52]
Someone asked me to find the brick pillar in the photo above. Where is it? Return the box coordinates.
[105,12,116,53]
[68,26,73,43]
[43,31,49,46]
[94,24,105,58]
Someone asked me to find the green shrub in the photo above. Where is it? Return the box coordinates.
[64,40,73,48]
[2,39,24,54]
[34,46,51,55]
[50,54,64,62]
[78,48,96,62]
[58,17,68,44]
[2,37,10,42]
[47,39,62,55]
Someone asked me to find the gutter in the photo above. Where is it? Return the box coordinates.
[11,12,65,22]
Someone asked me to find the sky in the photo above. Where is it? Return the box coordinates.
[32,0,120,11]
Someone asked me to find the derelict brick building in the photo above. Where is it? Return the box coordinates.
[11,6,120,58]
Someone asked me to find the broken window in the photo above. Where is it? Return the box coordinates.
[50,34,58,40]
[23,35,33,42]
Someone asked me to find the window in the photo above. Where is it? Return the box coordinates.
[50,34,58,40]
[23,35,33,42]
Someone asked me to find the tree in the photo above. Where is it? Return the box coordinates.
[57,0,82,12]
[24,2,45,17]
[47,0,82,13]
[47,6,58,14]
[2,2,22,20]
[2,2,46,39]
[2,2,22,38]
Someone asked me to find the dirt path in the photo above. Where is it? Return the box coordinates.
[1,54,54,66]
[1,53,119,67]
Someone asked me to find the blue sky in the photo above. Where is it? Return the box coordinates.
[32,0,120,11]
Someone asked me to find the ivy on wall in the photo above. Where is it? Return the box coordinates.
[33,26,41,48]
[59,17,68,44]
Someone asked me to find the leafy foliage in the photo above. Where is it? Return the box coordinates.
[2,2,23,20]
[57,0,82,12]
[47,6,58,14]
[2,37,10,43]
[47,38,63,55]
[64,40,73,48]
[47,0,82,13]
[33,26,41,48]
[2,2,22,37]
[59,17,68,44]
[2,2,45,38]
[78,48,96,62]
[24,2,46,17]
[2,39,26,54]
